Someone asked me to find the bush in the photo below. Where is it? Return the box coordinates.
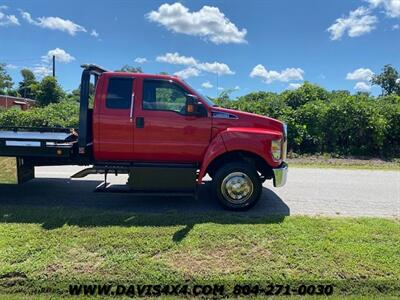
[0,101,79,128]
[215,85,400,158]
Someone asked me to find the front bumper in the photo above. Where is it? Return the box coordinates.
[272,162,288,187]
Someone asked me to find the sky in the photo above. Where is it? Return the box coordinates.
[0,0,399,97]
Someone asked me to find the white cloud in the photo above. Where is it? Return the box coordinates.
[234,85,240,90]
[197,62,234,75]
[147,2,247,44]
[5,64,18,69]
[346,68,374,81]
[42,48,75,63]
[156,52,234,76]
[156,52,197,66]
[201,81,213,89]
[174,67,201,79]
[250,64,304,84]
[0,6,19,26]
[327,7,377,40]
[217,87,224,91]
[366,0,400,17]
[90,29,99,38]
[393,24,400,29]
[33,65,52,78]
[354,81,371,92]
[288,83,303,90]
[20,11,86,35]
[134,57,148,64]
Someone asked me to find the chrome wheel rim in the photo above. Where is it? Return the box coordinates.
[221,172,254,204]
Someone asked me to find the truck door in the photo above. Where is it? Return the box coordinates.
[96,76,135,160]
[132,78,211,163]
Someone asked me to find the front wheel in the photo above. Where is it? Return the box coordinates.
[213,162,262,210]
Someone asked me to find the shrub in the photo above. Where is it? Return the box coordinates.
[215,89,400,158]
[0,101,79,128]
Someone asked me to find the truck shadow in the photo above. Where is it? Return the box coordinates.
[0,178,290,242]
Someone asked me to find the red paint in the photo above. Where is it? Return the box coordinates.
[92,72,285,182]
[93,72,135,160]
[130,77,211,162]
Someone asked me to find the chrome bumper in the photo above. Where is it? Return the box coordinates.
[272,162,288,187]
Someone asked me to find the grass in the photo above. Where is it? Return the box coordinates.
[0,157,16,183]
[288,155,400,170]
[0,206,399,298]
[0,156,399,298]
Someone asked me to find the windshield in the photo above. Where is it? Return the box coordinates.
[180,78,216,106]
[199,93,216,107]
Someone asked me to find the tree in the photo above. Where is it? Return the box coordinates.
[0,63,14,94]
[18,68,39,99]
[282,82,329,109]
[37,76,65,106]
[116,65,143,73]
[216,89,234,102]
[66,83,95,108]
[371,65,400,96]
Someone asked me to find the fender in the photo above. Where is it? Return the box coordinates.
[198,127,283,183]
[198,133,227,182]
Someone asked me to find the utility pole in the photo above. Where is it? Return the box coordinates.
[52,55,55,77]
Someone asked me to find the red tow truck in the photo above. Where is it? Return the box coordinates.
[0,64,287,210]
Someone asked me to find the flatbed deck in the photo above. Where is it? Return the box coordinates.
[0,127,77,158]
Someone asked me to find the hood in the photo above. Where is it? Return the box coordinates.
[211,106,284,134]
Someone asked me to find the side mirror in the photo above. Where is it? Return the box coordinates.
[186,94,207,117]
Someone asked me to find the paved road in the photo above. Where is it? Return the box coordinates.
[1,166,399,217]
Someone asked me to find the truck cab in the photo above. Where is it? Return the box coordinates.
[88,66,288,210]
[0,64,287,210]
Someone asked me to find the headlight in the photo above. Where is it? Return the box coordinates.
[271,139,282,161]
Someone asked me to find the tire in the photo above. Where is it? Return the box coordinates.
[212,162,262,211]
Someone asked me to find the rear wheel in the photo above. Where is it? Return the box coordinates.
[213,162,262,210]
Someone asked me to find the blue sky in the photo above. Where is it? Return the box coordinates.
[0,0,399,97]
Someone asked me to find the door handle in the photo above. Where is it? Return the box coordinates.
[136,117,144,128]
[129,93,135,122]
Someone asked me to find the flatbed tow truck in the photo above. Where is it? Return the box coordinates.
[0,64,287,210]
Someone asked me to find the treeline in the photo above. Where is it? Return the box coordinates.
[216,65,400,157]
[0,63,144,105]
[216,84,400,157]
[0,63,399,157]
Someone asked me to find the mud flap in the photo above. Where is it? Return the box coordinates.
[16,157,35,184]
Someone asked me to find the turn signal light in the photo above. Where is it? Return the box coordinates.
[271,140,282,161]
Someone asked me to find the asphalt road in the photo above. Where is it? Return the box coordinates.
[1,165,399,217]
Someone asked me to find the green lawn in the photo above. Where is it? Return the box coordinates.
[0,206,399,298]
[0,157,16,184]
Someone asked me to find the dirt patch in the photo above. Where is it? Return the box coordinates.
[68,248,104,274]
[43,263,63,276]
[42,248,104,277]
[161,243,271,276]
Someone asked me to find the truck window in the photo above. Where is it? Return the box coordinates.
[106,78,133,109]
[142,80,187,113]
